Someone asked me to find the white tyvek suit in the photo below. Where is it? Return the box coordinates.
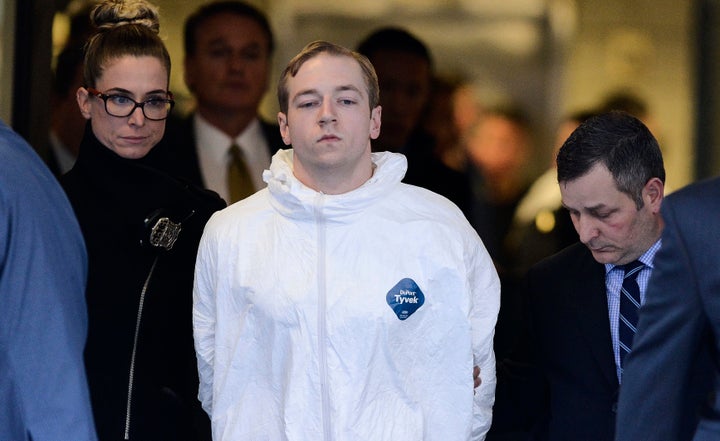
[194,149,500,440]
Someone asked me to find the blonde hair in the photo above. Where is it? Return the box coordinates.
[277,40,379,114]
[83,0,170,87]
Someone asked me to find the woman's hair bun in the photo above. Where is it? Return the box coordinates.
[91,0,160,33]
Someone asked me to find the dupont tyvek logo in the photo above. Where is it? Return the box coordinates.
[386,278,425,320]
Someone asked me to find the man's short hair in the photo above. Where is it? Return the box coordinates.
[557,111,665,209]
[184,1,274,57]
[599,90,648,120]
[277,40,379,115]
[356,27,433,70]
[53,44,85,97]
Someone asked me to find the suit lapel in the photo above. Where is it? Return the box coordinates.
[569,249,619,389]
[259,120,284,155]
[183,116,205,188]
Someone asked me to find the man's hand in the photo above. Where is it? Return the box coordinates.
[473,365,481,388]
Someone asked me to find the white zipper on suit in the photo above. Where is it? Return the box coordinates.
[314,193,332,440]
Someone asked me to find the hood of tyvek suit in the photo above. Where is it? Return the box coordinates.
[262,149,408,223]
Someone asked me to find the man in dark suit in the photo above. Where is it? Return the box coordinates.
[163,1,282,203]
[356,27,472,218]
[523,111,666,440]
[616,176,720,441]
[46,43,85,177]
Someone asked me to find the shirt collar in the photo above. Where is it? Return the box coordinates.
[194,113,234,162]
[605,238,662,274]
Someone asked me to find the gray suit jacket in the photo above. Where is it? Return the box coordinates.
[616,176,719,441]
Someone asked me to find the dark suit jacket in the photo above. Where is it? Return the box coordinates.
[43,143,63,177]
[160,114,284,189]
[526,242,619,441]
[616,177,720,441]
[399,129,473,219]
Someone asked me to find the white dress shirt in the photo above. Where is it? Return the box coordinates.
[193,114,272,202]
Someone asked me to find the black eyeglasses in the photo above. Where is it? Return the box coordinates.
[86,87,175,121]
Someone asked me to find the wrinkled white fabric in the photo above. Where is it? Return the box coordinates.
[194,149,500,441]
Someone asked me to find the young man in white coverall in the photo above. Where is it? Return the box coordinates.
[193,40,500,441]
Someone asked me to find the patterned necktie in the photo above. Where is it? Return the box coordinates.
[227,143,255,203]
[618,260,644,369]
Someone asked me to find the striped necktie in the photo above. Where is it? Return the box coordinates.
[618,260,644,370]
[227,143,255,203]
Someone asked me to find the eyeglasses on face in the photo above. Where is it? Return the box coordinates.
[86,87,175,121]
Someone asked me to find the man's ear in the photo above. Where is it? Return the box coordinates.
[278,112,291,146]
[644,177,664,214]
[183,57,196,94]
[76,87,92,120]
[370,106,381,140]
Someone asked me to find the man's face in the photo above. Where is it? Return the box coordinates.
[368,50,430,151]
[560,163,663,265]
[466,115,528,179]
[277,53,381,191]
[184,13,270,114]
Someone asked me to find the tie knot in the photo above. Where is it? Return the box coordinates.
[621,260,644,280]
[228,143,242,157]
